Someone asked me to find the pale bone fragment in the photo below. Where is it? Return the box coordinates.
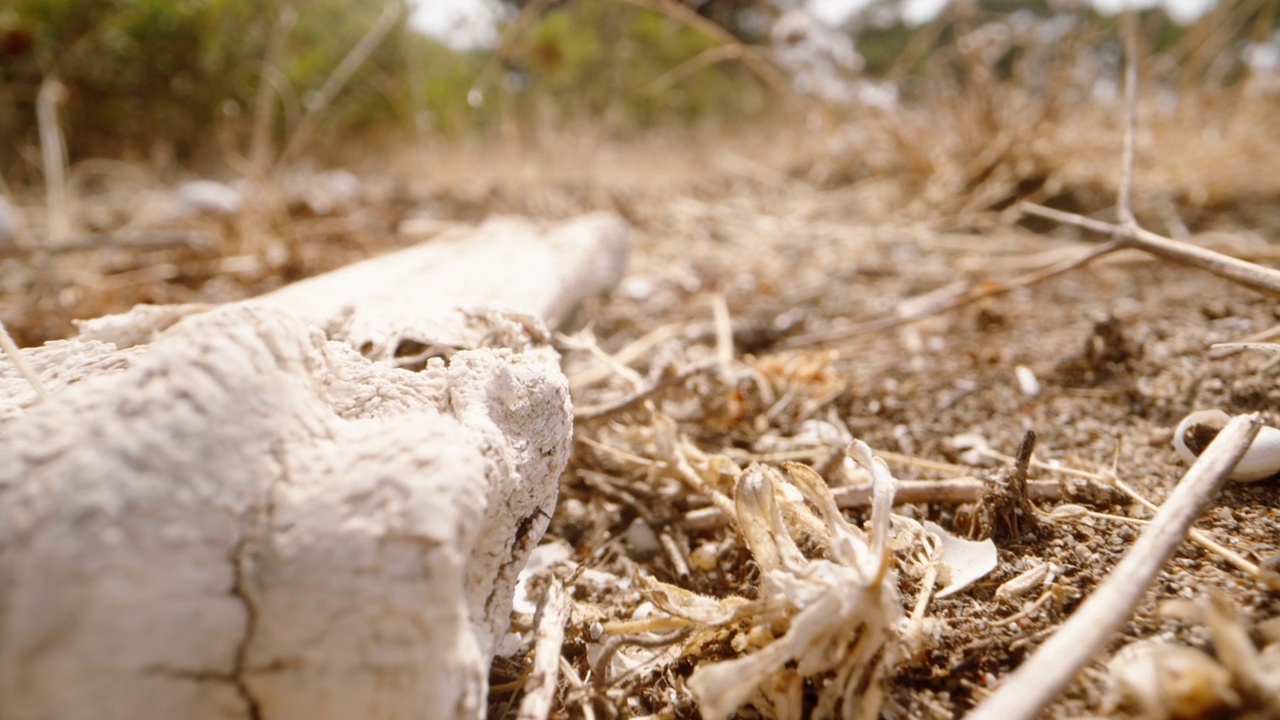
[0,211,631,719]
[0,304,572,720]
[73,302,219,347]
[254,212,630,362]
[1174,409,1280,482]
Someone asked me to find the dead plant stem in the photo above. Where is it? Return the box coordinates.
[249,7,296,176]
[711,293,733,370]
[966,413,1262,720]
[646,44,744,96]
[979,446,1261,577]
[785,240,1122,347]
[574,361,717,422]
[681,478,1062,531]
[1117,9,1139,229]
[36,76,69,247]
[575,435,662,468]
[1020,202,1280,298]
[566,323,684,389]
[466,0,557,106]
[615,0,798,101]
[279,1,401,164]
[558,657,597,720]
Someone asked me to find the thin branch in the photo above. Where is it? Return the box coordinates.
[1208,323,1280,358]
[977,446,1262,578]
[558,656,598,720]
[250,7,297,176]
[791,192,1280,349]
[1117,9,1140,229]
[566,323,684,390]
[645,44,744,96]
[36,76,70,247]
[965,413,1263,720]
[785,7,1278,350]
[574,361,718,422]
[0,230,217,255]
[279,1,401,164]
[1020,202,1280,298]
[681,478,1063,532]
[615,0,801,101]
[784,239,1122,347]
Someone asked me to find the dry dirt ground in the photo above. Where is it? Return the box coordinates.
[2,127,1279,719]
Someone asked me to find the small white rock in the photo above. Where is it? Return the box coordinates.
[624,518,662,556]
[1174,409,1280,482]
[1014,365,1041,397]
[174,180,243,217]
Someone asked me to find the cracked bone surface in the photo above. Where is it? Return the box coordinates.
[0,213,629,720]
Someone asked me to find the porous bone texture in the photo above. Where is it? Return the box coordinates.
[0,211,629,720]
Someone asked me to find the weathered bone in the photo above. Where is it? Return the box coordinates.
[0,212,629,720]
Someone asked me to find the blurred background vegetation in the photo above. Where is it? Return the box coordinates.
[1,0,1278,181]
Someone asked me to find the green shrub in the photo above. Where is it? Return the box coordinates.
[0,0,424,172]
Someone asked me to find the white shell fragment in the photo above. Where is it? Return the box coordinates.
[923,520,998,599]
[174,179,245,217]
[256,212,630,361]
[1174,409,1280,482]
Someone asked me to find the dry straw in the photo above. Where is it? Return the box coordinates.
[622,442,904,720]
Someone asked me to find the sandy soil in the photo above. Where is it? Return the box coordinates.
[3,129,1278,719]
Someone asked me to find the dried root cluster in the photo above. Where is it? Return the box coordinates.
[497,321,1280,720]
[496,339,1016,719]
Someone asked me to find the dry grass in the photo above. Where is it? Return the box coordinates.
[3,8,1280,718]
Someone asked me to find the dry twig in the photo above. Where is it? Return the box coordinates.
[789,193,1280,349]
[978,446,1263,577]
[1116,8,1140,230]
[712,293,733,370]
[1019,203,1280,299]
[680,476,1063,532]
[4,230,217,255]
[966,413,1263,720]
[36,76,70,248]
[573,361,718,422]
[615,0,799,101]
[784,240,1122,347]
[279,1,401,164]
[249,7,297,176]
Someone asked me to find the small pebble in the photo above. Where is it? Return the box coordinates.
[1014,365,1041,397]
